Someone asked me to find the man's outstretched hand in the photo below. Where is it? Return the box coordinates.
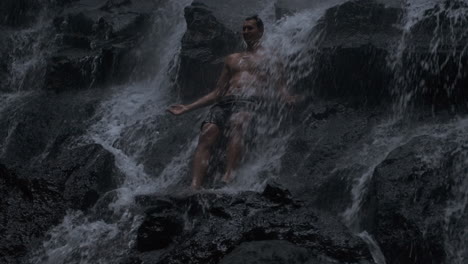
[167,104,189,116]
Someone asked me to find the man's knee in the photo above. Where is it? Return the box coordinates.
[198,123,220,147]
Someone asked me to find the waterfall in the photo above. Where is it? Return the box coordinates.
[0,1,53,162]
[389,0,468,115]
[4,1,53,93]
[87,0,194,206]
[29,1,192,263]
[340,1,468,263]
[7,0,468,263]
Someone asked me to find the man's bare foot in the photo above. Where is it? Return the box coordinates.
[221,171,235,184]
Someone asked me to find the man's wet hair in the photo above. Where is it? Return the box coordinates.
[245,15,264,31]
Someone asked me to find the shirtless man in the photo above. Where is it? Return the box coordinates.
[167,15,294,189]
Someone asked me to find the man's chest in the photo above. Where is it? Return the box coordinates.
[229,54,269,77]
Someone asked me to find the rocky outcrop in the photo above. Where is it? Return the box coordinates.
[366,135,465,264]
[0,0,164,93]
[0,92,99,167]
[0,144,119,263]
[177,2,240,100]
[131,184,373,264]
[44,0,158,91]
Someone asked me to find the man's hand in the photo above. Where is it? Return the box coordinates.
[167,104,189,116]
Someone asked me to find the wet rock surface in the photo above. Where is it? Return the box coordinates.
[0,0,170,260]
[132,184,373,264]
[177,2,240,100]
[218,240,336,264]
[367,135,466,264]
[44,0,158,91]
[0,144,119,263]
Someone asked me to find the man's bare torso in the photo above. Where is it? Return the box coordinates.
[222,51,269,97]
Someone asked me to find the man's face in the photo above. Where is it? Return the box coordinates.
[242,19,263,44]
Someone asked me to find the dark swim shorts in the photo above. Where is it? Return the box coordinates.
[201,95,259,130]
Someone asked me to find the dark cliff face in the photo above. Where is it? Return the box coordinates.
[0,0,468,264]
[0,0,165,262]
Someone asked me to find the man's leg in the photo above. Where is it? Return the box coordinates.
[222,112,252,183]
[191,123,221,189]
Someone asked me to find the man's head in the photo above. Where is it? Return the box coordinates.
[243,15,264,46]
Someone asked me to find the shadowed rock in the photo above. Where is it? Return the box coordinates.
[0,144,119,263]
[367,135,466,264]
[219,240,336,264]
[133,191,372,264]
[177,2,240,100]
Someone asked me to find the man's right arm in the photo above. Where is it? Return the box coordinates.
[167,57,232,116]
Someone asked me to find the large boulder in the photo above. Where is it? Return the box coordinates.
[278,102,377,208]
[177,2,240,100]
[132,186,373,264]
[0,144,119,263]
[394,0,468,108]
[43,0,158,91]
[303,0,401,102]
[368,135,465,264]
[0,93,99,167]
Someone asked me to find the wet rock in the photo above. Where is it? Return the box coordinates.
[0,143,119,263]
[369,135,461,264]
[135,197,185,252]
[262,181,293,204]
[114,110,200,178]
[0,0,43,27]
[44,48,115,91]
[312,165,367,214]
[137,214,184,252]
[38,0,162,92]
[62,144,119,210]
[219,240,336,264]
[100,0,132,11]
[395,0,468,108]
[279,103,375,201]
[305,0,400,102]
[192,0,272,32]
[0,164,65,264]
[177,2,240,99]
[0,93,99,166]
[318,0,402,50]
[133,191,372,264]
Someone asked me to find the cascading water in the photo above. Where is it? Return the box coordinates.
[29,1,193,263]
[27,1,362,262]
[444,124,468,264]
[389,0,468,115]
[3,0,467,263]
[88,0,194,204]
[239,0,350,192]
[0,2,54,162]
[342,1,468,263]
[390,1,468,263]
